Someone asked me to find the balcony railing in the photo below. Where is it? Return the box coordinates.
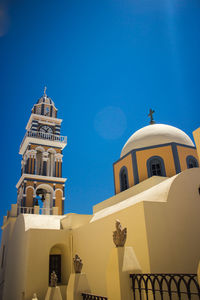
[82,293,108,300]
[20,130,67,149]
[130,273,200,300]
[17,206,53,215]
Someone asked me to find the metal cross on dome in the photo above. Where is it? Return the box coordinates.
[148,108,155,125]
[43,86,47,97]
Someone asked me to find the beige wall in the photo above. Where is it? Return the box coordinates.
[1,168,200,300]
[72,202,151,296]
[2,216,72,300]
[144,168,200,273]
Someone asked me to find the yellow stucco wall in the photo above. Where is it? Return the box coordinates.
[114,154,134,194]
[72,201,150,297]
[144,168,200,273]
[1,216,71,300]
[193,128,200,162]
[136,146,176,182]
[2,169,200,300]
[177,145,199,171]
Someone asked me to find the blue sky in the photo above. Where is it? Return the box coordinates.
[0,0,199,221]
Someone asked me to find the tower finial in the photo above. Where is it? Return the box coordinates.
[43,86,47,97]
[148,108,155,125]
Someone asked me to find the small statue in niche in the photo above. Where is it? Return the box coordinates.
[50,271,58,287]
[32,293,38,300]
[113,219,127,247]
[73,254,83,273]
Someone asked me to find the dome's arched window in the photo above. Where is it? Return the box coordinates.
[147,156,166,178]
[186,156,199,169]
[120,167,129,192]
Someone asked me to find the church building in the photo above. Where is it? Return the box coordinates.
[0,91,200,300]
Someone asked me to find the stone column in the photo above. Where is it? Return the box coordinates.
[42,152,49,176]
[21,160,24,175]
[23,180,27,207]
[106,220,142,300]
[31,150,37,174]
[66,255,91,300]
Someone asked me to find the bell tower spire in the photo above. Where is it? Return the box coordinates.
[16,90,67,215]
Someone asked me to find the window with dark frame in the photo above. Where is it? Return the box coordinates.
[49,254,61,284]
[188,158,198,169]
[150,159,162,176]
[120,169,128,192]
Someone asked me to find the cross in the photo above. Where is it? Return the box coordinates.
[43,86,47,97]
[148,109,155,124]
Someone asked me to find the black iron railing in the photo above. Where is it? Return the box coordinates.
[82,293,108,300]
[130,273,200,300]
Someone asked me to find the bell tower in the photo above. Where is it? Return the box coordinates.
[16,88,67,215]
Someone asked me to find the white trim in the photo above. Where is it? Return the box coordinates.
[36,183,54,193]
[25,149,37,158]
[16,174,67,189]
[26,186,34,192]
[35,146,45,152]
[26,114,62,130]
[19,137,67,155]
[47,148,57,154]
[55,188,63,194]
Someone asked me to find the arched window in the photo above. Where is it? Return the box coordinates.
[186,156,199,169]
[147,156,166,178]
[49,246,62,284]
[120,167,129,192]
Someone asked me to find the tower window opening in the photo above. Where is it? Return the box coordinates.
[120,167,129,192]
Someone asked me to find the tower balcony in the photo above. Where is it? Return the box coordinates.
[19,130,67,154]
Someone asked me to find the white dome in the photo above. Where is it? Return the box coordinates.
[121,124,194,158]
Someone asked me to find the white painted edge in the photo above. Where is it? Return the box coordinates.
[19,137,67,155]
[16,174,67,189]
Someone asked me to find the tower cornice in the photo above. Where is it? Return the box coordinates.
[16,174,67,189]
[19,132,67,155]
